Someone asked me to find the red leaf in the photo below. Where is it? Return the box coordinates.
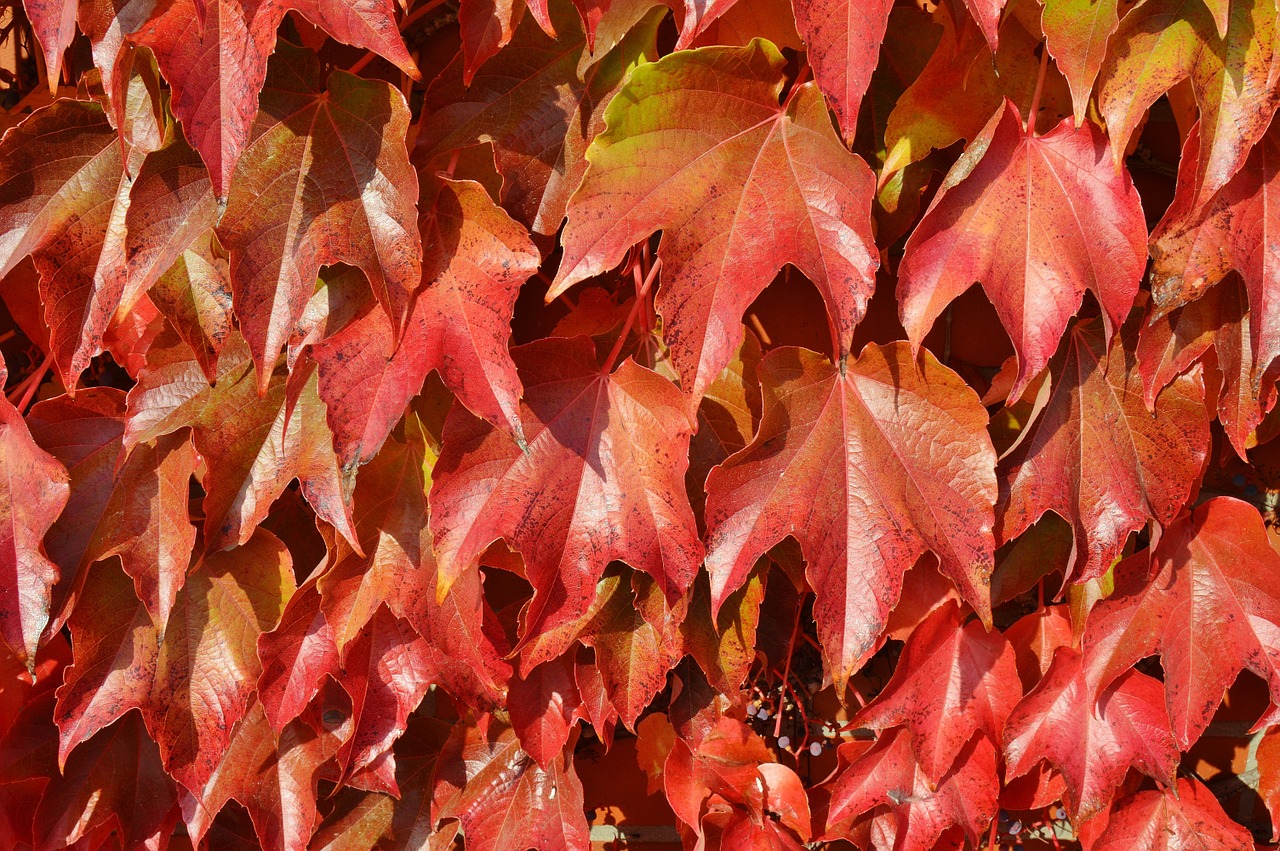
[124,332,359,552]
[1004,604,1073,691]
[336,606,433,785]
[1084,496,1280,748]
[1259,727,1280,842]
[1089,777,1254,850]
[0,359,68,671]
[999,320,1210,585]
[419,0,661,233]
[432,714,589,851]
[34,710,180,850]
[578,570,683,728]
[256,580,340,733]
[508,652,582,769]
[54,531,293,793]
[181,700,342,851]
[1041,0,1121,125]
[1137,275,1274,456]
[1002,647,1179,822]
[0,85,159,388]
[1099,0,1280,212]
[313,177,539,466]
[317,420,511,710]
[854,601,1021,783]
[790,0,893,142]
[552,40,879,403]
[213,41,421,390]
[134,0,417,198]
[430,336,703,647]
[28,389,198,629]
[818,729,999,850]
[899,101,1148,398]
[704,344,996,692]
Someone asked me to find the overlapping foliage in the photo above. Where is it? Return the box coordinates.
[0,0,1279,847]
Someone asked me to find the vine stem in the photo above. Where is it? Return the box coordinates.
[774,612,803,739]
[601,257,661,374]
[1026,44,1050,136]
[8,350,53,413]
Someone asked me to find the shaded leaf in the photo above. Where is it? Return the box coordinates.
[999,320,1209,585]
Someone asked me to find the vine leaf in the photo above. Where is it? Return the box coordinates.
[552,39,878,404]
[704,344,997,693]
[999,320,1210,585]
[898,101,1148,400]
[816,728,999,850]
[853,601,1020,784]
[313,176,539,468]
[1089,777,1255,850]
[0,358,69,672]
[53,532,294,794]
[33,711,179,850]
[1002,646,1179,822]
[1084,497,1280,748]
[430,336,703,650]
[790,0,893,141]
[1041,0,1120,125]
[432,714,589,851]
[133,0,418,198]
[28,390,198,631]
[1098,0,1280,211]
[418,0,661,234]
[124,332,359,552]
[215,42,421,392]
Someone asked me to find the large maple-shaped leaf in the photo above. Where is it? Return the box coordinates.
[28,389,198,630]
[214,41,421,390]
[318,420,511,710]
[0,358,68,671]
[1089,778,1254,850]
[133,0,417,197]
[54,532,293,792]
[704,343,996,692]
[431,336,703,645]
[854,602,1020,783]
[313,176,539,467]
[817,729,999,850]
[551,39,878,403]
[1084,496,1280,748]
[1098,0,1280,212]
[418,0,661,233]
[790,0,892,142]
[1002,647,1178,822]
[31,709,180,849]
[125,332,358,551]
[898,100,1147,398]
[999,319,1209,584]
[182,700,341,851]
[432,714,589,851]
